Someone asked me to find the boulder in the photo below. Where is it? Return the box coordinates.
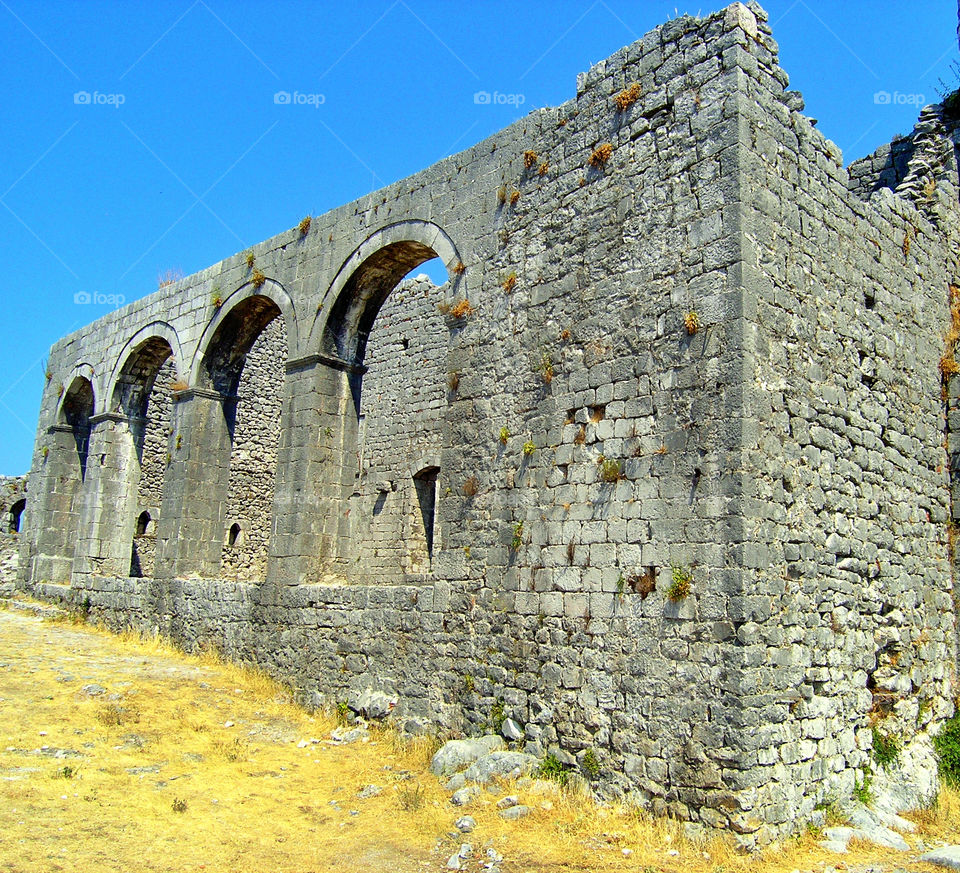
[461,751,537,785]
[349,688,396,720]
[921,846,960,870]
[430,735,505,778]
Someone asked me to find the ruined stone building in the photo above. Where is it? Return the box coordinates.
[15,2,960,842]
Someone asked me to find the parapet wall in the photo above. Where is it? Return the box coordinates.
[18,1,960,844]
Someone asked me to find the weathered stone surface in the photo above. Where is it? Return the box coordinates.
[431,736,505,778]
[462,752,537,785]
[922,846,960,870]
[350,688,396,720]
[501,718,524,741]
[837,802,910,852]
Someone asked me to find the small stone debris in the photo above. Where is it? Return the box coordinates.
[81,683,106,697]
[451,785,480,806]
[498,804,530,821]
[496,795,519,810]
[458,843,472,859]
[445,853,461,870]
[356,784,382,799]
[329,725,369,744]
[454,815,475,833]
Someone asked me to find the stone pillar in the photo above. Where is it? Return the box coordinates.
[72,413,146,579]
[155,387,235,579]
[266,355,362,587]
[27,423,90,584]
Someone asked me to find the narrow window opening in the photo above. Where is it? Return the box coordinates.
[227,523,241,547]
[9,498,25,534]
[135,510,151,537]
[413,467,439,562]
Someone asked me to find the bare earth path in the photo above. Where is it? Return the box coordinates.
[0,606,957,873]
[0,608,443,873]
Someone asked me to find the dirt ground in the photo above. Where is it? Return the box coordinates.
[0,604,956,873]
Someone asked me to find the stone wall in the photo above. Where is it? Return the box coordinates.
[131,358,175,578]
[0,476,27,594]
[17,1,960,844]
[730,5,960,829]
[221,316,286,581]
[346,273,447,581]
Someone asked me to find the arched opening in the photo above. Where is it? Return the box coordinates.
[324,243,451,581]
[113,338,176,580]
[129,510,153,577]
[200,295,286,581]
[135,510,151,536]
[9,498,26,534]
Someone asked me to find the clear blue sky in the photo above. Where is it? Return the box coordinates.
[0,1,955,475]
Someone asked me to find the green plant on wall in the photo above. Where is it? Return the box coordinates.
[535,352,554,384]
[599,458,622,483]
[871,726,900,770]
[581,748,601,779]
[667,566,692,601]
[511,521,524,551]
[536,752,569,786]
[522,440,535,456]
[934,708,960,786]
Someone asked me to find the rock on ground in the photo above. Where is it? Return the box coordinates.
[922,846,960,870]
[461,751,537,785]
[429,735,505,778]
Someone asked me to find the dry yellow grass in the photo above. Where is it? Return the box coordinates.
[0,605,957,873]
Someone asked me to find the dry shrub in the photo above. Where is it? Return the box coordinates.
[613,82,642,111]
[449,298,474,319]
[158,268,184,289]
[588,143,613,168]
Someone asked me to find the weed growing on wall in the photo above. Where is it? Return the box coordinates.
[667,566,692,601]
[934,709,960,786]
